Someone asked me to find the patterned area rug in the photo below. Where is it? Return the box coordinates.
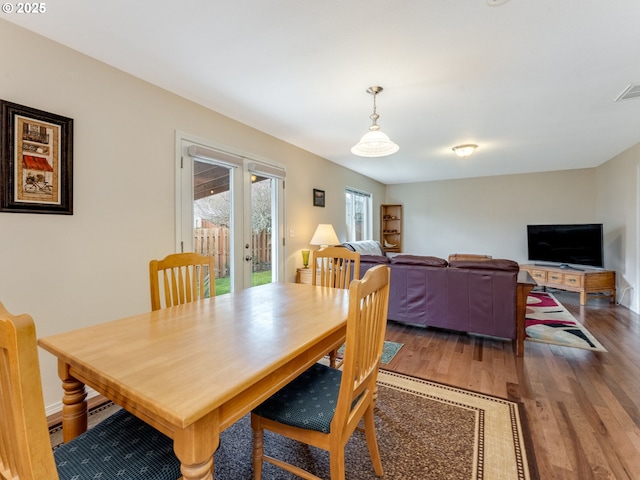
[50,371,538,479]
[526,291,607,352]
[380,340,403,363]
[337,340,403,364]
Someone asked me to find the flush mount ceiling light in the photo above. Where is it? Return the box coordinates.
[351,86,399,157]
[452,144,478,158]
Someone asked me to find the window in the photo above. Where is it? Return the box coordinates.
[345,188,372,242]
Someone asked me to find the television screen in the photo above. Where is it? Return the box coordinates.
[527,224,604,268]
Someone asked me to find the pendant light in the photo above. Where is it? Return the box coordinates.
[351,86,399,157]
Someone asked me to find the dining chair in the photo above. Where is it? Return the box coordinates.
[0,302,181,480]
[311,247,360,368]
[311,246,360,290]
[251,263,390,480]
[447,253,493,262]
[149,252,215,311]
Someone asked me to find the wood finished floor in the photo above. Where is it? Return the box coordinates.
[382,289,640,480]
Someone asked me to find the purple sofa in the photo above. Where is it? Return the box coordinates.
[357,253,520,340]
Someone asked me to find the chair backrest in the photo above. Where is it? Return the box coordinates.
[0,302,59,480]
[311,247,360,289]
[149,252,215,311]
[448,253,493,262]
[331,264,390,435]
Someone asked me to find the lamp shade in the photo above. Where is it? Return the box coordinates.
[310,224,340,247]
[351,129,400,157]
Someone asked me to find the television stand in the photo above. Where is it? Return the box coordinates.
[520,264,616,305]
[534,262,585,271]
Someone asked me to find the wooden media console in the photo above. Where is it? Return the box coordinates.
[520,264,616,305]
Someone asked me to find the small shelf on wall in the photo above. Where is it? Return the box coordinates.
[381,204,402,253]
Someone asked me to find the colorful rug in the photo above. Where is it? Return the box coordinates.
[525,291,607,352]
[50,371,539,479]
[337,340,403,364]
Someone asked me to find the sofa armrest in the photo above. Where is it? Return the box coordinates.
[341,240,385,256]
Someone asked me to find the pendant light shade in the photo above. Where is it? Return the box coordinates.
[351,86,399,157]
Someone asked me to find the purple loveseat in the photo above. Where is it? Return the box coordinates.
[357,253,520,340]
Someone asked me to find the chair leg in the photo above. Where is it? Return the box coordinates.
[329,446,346,480]
[363,405,384,476]
[251,415,264,479]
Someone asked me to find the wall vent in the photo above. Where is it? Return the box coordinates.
[615,82,640,102]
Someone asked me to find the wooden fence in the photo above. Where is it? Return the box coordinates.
[194,227,271,278]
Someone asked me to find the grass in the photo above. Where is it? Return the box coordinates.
[214,270,272,295]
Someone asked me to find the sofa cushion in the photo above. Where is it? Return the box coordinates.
[360,254,390,264]
[341,240,385,256]
[448,259,519,272]
[390,255,448,267]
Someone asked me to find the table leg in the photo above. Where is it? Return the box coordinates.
[173,410,220,480]
[58,361,88,442]
[515,282,535,357]
[580,291,587,305]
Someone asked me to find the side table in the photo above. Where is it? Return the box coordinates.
[296,268,313,284]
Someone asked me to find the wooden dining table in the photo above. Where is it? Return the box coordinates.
[38,282,350,480]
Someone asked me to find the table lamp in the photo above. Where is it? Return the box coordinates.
[310,224,340,249]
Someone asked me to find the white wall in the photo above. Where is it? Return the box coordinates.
[0,20,385,407]
[386,169,597,262]
[596,142,640,311]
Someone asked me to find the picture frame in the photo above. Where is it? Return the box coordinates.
[313,188,325,207]
[1,100,74,214]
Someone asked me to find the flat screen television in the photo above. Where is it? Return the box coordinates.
[527,223,604,269]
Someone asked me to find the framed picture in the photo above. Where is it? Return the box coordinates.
[1,100,73,214]
[313,188,325,207]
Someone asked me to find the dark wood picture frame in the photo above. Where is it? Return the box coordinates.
[313,188,325,207]
[1,100,73,214]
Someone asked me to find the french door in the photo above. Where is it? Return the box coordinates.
[176,134,285,293]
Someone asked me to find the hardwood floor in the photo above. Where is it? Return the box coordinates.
[382,289,640,480]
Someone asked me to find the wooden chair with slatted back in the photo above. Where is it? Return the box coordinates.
[251,264,390,480]
[311,247,360,367]
[0,302,181,480]
[447,253,493,262]
[311,247,360,290]
[149,252,216,311]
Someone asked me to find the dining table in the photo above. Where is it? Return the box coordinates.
[38,282,350,480]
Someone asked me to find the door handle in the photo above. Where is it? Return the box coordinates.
[245,255,252,262]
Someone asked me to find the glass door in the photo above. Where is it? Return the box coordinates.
[243,162,285,288]
[192,158,233,294]
[177,135,285,293]
[245,174,273,287]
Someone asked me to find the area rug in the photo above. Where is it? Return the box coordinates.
[337,340,403,364]
[50,371,538,480]
[525,291,607,352]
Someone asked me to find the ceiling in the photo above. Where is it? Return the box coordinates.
[5,0,640,185]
